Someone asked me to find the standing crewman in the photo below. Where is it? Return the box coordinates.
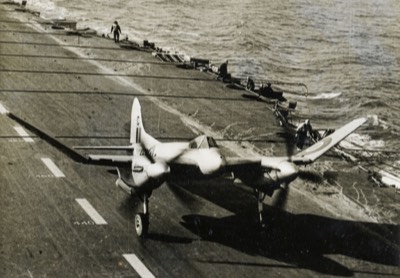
[111,21,122,43]
[265,83,273,95]
[217,60,229,81]
[296,119,313,150]
[246,76,255,91]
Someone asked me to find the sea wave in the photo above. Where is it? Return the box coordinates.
[359,100,390,109]
[28,0,66,19]
[340,133,385,150]
[308,92,342,100]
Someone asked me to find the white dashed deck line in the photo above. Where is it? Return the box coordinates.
[41,158,65,178]
[123,254,155,278]
[14,126,34,142]
[75,198,107,225]
[0,103,8,114]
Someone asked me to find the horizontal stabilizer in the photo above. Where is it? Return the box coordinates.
[292,117,367,165]
[7,112,131,167]
[88,155,132,163]
[74,145,134,150]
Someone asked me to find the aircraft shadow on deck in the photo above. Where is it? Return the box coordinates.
[172,178,399,276]
[108,167,398,276]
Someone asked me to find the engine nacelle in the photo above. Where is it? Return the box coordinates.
[132,161,170,192]
[146,162,170,180]
[235,160,298,195]
[196,149,226,176]
[262,161,298,185]
[115,158,170,195]
[243,160,298,194]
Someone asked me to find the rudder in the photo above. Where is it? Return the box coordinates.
[130,98,144,144]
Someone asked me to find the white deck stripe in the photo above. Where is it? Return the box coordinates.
[123,254,155,278]
[14,126,34,142]
[0,103,8,114]
[75,198,107,225]
[41,158,65,178]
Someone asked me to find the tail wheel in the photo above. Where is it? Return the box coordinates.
[135,213,149,237]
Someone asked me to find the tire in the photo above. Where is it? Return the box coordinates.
[135,213,149,237]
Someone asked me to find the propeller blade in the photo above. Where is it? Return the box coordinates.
[140,143,155,163]
[166,182,203,212]
[271,169,322,210]
[298,169,324,183]
[271,182,289,210]
[276,130,296,157]
[117,192,143,218]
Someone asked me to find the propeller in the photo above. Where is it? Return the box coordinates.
[298,169,324,183]
[166,182,204,212]
[138,142,203,211]
[282,131,297,158]
[270,120,324,210]
[269,126,298,210]
[271,182,289,210]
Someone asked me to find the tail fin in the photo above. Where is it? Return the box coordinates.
[130,98,143,144]
[130,98,159,147]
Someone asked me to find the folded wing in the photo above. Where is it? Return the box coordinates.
[291,117,367,165]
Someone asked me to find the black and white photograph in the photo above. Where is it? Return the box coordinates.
[0,0,399,277]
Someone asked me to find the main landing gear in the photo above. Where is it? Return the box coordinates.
[135,194,149,237]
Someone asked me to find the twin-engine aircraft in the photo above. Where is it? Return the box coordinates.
[9,98,366,237]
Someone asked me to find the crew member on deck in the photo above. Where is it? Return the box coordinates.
[217,60,229,81]
[246,76,255,91]
[296,119,313,150]
[111,21,122,43]
[265,82,273,95]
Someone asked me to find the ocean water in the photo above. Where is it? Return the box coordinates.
[26,0,400,170]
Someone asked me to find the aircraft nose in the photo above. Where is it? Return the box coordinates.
[198,150,225,176]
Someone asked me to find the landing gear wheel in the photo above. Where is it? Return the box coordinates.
[135,213,149,237]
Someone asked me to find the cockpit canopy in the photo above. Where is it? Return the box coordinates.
[189,135,218,149]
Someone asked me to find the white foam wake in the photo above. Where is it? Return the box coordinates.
[339,133,385,149]
[309,92,342,100]
[28,0,66,20]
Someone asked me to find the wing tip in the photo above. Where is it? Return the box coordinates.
[355,117,368,125]
[133,97,140,108]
